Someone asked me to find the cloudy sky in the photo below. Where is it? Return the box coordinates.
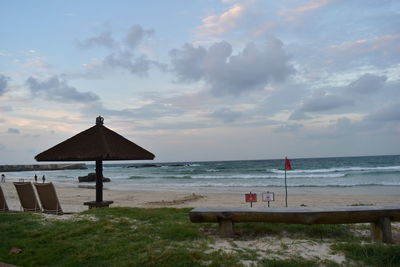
[1,0,399,164]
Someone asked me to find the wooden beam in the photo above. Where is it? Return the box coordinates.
[190,206,400,243]
[189,206,400,224]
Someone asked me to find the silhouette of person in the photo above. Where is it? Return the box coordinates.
[1,174,5,183]
[34,174,38,183]
[42,175,45,183]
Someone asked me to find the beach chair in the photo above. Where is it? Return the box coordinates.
[13,182,41,212]
[0,185,9,212]
[34,183,63,215]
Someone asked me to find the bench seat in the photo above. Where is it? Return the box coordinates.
[189,206,400,243]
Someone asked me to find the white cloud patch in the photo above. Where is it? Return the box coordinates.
[197,3,245,37]
[170,37,295,95]
[278,0,335,22]
[26,75,99,103]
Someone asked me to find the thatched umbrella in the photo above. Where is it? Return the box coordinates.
[35,116,155,207]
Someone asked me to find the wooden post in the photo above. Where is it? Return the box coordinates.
[284,165,288,208]
[218,218,234,237]
[95,159,103,202]
[371,217,392,243]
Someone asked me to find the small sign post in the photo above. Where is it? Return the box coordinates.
[262,191,275,207]
[245,192,257,207]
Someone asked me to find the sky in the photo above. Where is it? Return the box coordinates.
[0,0,399,164]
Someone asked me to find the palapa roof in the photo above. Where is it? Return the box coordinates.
[35,118,155,161]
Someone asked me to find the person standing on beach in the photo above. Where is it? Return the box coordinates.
[1,174,5,183]
[42,175,45,183]
[34,174,38,183]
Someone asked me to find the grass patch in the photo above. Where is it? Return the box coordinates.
[0,208,397,266]
[234,222,356,240]
[333,243,400,266]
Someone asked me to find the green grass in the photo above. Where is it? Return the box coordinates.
[0,208,398,266]
[234,221,355,240]
[332,243,400,266]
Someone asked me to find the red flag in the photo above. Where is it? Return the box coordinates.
[285,157,292,171]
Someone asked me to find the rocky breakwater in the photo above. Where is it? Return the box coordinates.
[0,163,87,172]
[78,173,111,183]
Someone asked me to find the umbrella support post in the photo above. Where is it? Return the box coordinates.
[84,159,114,209]
[96,159,103,203]
[84,200,113,209]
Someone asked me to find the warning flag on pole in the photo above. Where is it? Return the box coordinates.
[285,157,292,171]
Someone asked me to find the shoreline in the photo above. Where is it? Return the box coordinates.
[1,182,399,213]
[101,184,400,195]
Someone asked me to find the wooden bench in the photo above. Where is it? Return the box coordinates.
[189,206,400,243]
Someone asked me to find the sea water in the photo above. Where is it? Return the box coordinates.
[3,155,400,192]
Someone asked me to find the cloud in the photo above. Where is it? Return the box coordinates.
[170,37,295,95]
[26,75,99,103]
[327,34,400,67]
[366,103,400,122]
[103,51,166,76]
[0,144,5,151]
[0,74,10,96]
[7,128,20,134]
[81,99,184,120]
[300,91,353,112]
[274,123,303,133]
[348,73,387,94]
[0,106,12,112]
[208,107,241,123]
[124,24,154,49]
[169,44,207,82]
[289,73,398,121]
[197,3,245,37]
[78,31,115,49]
[278,0,335,22]
[289,111,311,121]
[21,57,52,70]
[79,24,165,76]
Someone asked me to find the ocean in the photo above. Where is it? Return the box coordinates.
[3,155,400,192]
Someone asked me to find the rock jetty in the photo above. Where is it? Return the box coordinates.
[78,173,111,183]
[0,164,87,172]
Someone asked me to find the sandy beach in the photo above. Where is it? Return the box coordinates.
[2,182,399,213]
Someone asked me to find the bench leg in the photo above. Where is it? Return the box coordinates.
[218,219,234,237]
[371,217,392,243]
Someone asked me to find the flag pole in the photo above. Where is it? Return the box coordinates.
[284,159,288,208]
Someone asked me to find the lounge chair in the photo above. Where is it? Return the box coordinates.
[34,183,63,215]
[0,185,9,212]
[13,182,41,212]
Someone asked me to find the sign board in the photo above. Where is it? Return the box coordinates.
[245,193,257,202]
[262,192,274,202]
